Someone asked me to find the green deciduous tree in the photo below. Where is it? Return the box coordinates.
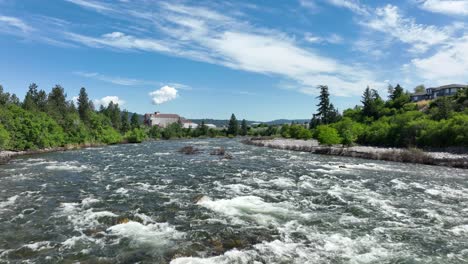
[315,125,342,145]
[0,124,10,150]
[125,128,147,143]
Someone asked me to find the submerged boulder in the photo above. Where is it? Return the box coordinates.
[178,146,200,155]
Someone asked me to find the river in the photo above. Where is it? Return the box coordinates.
[0,139,467,263]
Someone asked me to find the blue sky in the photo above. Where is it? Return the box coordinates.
[0,0,467,121]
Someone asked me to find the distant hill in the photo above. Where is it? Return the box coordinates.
[265,119,310,125]
[190,118,310,127]
[136,113,309,127]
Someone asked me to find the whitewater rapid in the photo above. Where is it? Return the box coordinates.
[0,139,467,263]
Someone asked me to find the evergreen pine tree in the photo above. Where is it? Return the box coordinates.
[227,114,239,136]
[23,83,39,110]
[121,110,130,133]
[240,119,248,136]
[130,113,140,129]
[77,87,91,123]
[200,120,208,136]
[316,85,334,124]
[47,85,68,124]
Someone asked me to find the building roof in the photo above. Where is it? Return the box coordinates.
[151,113,180,118]
[430,84,468,91]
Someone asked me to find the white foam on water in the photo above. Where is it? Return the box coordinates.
[0,195,19,210]
[171,249,254,264]
[56,198,117,232]
[451,225,468,235]
[22,241,53,251]
[115,187,129,196]
[61,234,100,249]
[45,161,88,172]
[269,178,296,189]
[425,189,443,196]
[197,196,308,226]
[390,179,408,190]
[107,221,184,249]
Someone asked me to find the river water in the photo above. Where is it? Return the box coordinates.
[0,139,467,263]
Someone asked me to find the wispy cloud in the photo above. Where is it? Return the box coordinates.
[362,4,452,53]
[418,0,468,16]
[304,33,343,44]
[73,71,192,91]
[411,34,468,84]
[324,0,369,15]
[0,15,33,33]
[64,1,383,96]
[73,71,156,86]
[64,0,114,12]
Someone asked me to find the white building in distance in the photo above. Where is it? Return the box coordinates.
[144,112,199,129]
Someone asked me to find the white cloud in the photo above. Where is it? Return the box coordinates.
[411,34,468,84]
[325,0,369,15]
[299,0,319,10]
[305,33,343,44]
[0,15,33,33]
[65,2,383,96]
[149,86,178,105]
[418,0,468,16]
[65,0,114,12]
[363,4,451,53]
[73,71,156,86]
[94,96,125,107]
[65,31,172,53]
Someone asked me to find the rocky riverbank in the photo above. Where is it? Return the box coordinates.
[0,143,106,165]
[243,138,468,169]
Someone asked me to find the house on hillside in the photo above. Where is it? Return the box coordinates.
[410,84,467,102]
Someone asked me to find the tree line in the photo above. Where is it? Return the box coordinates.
[0,84,148,151]
[248,84,468,148]
[0,83,254,151]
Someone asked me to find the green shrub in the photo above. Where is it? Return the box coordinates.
[315,125,342,145]
[0,124,10,150]
[125,128,147,143]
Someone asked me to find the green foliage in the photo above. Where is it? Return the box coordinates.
[148,125,162,139]
[0,124,10,150]
[46,85,69,125]
[361,87,384,121]
[130,113,140,129]
[315,125,342,145]
[162,122,184,139]
[280,124,290,138]
[0,104,65,150]
[312,85,341,126]
[331,118,365,146]
[414,84,425,93]
[227,114,239,136]
[240,119,248,136]
[429,96,453,120]
[78,87,93,124]
[125,128,147,143]
[121,110,130,133]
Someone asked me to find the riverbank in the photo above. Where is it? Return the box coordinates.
[0,143,107,165]
[242,138,468,169]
